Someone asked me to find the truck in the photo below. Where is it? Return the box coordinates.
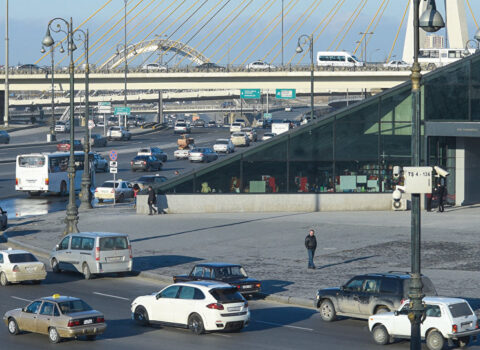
[271,122,290,135]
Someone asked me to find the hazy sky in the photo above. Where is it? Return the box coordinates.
[1,0,479,67]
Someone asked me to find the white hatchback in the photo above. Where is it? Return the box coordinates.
[131,281,250,334]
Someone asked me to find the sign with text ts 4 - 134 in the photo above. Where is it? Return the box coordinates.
[403,166,432,194]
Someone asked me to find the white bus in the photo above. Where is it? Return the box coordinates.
[15,152,93,196]
[316,51,364,67]
[418,48,474,69]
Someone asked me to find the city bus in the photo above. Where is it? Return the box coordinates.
[418,48,474,69]
[15,152,93,196]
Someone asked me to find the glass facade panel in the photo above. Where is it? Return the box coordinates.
[289,123,333,161]
[289,161,334,193]
[242,161,287,193]
[195,158,241,194]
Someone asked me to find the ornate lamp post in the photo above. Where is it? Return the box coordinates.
[42,17,79,235]
[409,1,444,349]
[40,46,58,141]
[295,34,314,120]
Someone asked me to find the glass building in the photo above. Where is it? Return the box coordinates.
[159,53,480,206]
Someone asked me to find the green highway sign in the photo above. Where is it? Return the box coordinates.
[114,107,131,116]
[263,113,272,120]
[275,89,296,99]
[240,89,261,99]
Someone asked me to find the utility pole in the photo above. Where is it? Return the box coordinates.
[4,0,9,127]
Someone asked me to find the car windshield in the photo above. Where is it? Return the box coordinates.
[18,156,46,168]
[232,133,244,137]
[138,149,150,153]
[449,302,473,318]
[8,253,38,263]
[133,156,148,161]
[176,123,186,127]
[210,287,244,304]
[216,140,228,144]
[137,176,154,183]
[58,299,92,314]
[99,236,128,250]
[100,182,119,188]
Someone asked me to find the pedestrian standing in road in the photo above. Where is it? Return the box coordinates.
[437,182,445,213]
[305,229,317,269]
[147,186,157,215]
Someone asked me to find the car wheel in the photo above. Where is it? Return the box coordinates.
[0,272,9,286]
[426,330,445,350]
[7,318,19,335]
[188,313,205,335]
[134,306,150,326]
[51,258,60,273]
[372,324,390,345]
[59,181,67,196]
[319,299,336,322]
[374,306,390,314]
[48,327,61,343]
[86,335,96,341]
[82,263,92,280]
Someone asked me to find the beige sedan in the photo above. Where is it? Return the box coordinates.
[0,249,46,286]
[4,295,106,343]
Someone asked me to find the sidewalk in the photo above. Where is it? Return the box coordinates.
[2,205,480,309]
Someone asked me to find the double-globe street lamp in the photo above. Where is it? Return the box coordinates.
[42,17,80,235]
[295,34,315,121]
[40,46,57,141]
[410,1,444,349]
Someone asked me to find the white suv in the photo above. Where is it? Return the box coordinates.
[369,297,480,350]
[107,126,131,141]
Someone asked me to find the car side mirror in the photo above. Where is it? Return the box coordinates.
[340,286,346,291]
[156,294,161,300]
[394,311,399,316]
[55,244,60,251]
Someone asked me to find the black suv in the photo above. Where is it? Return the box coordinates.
[315,272,437,322]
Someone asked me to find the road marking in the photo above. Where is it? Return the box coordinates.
[213,333,231,338]
[254,320,314,332]
[93,292,130,301]
[11,296,33,302]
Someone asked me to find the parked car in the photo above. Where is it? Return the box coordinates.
[173,263,261,296]
[0,130,10,144]
[261,132,276,141]
[142,63,167,71]
[3,294,106,343]
[54,121,70,133]
[189,147,218,163]
[132,175,168,190]
[193,119,206,127]
[0,207,7,230]
[89,134,107,148]
[94,180,133,203]
[137,147,167,162]
[50,232,132,279]
[241,127,257,142]
[229,122,242,133]
[383,60,410,68]
[315,272,437,322]
[56,139,83,152]
[245,60,275,70]
[92,153,108,172]
[130,155,163,172]
[107,126,131,141]
[0,248,46,286]
[213,138,235,153]
[230,132,250,147]
[369,297,480,350]
[131,281,250,334]
[174,122,191,134]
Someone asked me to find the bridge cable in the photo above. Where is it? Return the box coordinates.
[240,0,298,66]
[466,0,479,29]
[293,0,346,65]
[354,0,387,56]
[329,0,366,51]
[174,0,248,67]
[364,0,389,60]
[34,0,113,66]
[386,0,409,62]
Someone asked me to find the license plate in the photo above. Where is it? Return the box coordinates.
[83,319,93,325]
[107,256,122,262]
[25,267,35,272]
[242,285,253,289]
[135,162,143,164]
[227,306,241,312]
[461,321,472,327]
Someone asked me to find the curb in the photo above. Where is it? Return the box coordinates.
[1,230,314,310]
[0,124,45,133]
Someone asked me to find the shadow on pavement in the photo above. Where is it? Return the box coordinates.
[247,307,317,332]
[133,255,202,271]
[5,229,42,238]
[316,255,378,270]
[260,280,294,294]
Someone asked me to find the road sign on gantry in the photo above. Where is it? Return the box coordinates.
[109,150,118,161]
[275,89,296,99]
[240,89,260,99]
[114,107,131,116]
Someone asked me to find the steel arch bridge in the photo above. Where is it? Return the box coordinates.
[99,38,209,69]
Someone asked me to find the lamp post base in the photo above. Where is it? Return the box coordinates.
[63,207,79,235]
[79,181,93,210]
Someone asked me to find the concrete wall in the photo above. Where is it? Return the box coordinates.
[465,138,480,204]
[136,193,401,214]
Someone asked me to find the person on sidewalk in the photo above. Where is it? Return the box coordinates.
[436,182,445,213]
[147,186,157,215]
[132,184,140,209]
[305,229,317,269]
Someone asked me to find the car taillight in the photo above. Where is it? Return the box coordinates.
[45,178,49,185]
[452,324,458,333]
[236,285,241,290]
[143,161,147,165]
[96,316,105,323]
[255,283,261,288]
[111,189,115,193]
[12,265,19,272]
[67,319,81,327]
[199,153,204,157]
[95,188,98,192]
[476,320,480,329]
[206,303,224,310]
[130,161,133,165]
[16,178,19,185]
[95,247,100,261]
[128,245,132,259]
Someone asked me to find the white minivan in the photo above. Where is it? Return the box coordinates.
[317,51,364,67]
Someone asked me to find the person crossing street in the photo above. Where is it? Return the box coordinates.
[305,229,317,269]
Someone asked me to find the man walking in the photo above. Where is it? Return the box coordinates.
[436,182,445,213]
[305,229,317,269]
[147,186,157,215]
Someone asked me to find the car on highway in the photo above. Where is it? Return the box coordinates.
[131,281,250,334]
[54,121,70,133]
[213,139,235,154]
[88,134,107,148]
[189,147,218,163]
[174,122,191,134]
[196,62,225,70]
[245,60,275,70]
[131,174,168,190]
[107,116,118,126]
[92,153,109,172]
[50,232,133,279]
[174,148,192,160]
[0,207,7,230]
[208,120,217,127]
[229,122,243,133]
[230,132,250,147]
[261,132,276,141]
[0,130,10,144]
[0,248,46,286]
[15,64,46,72]
[107,126,131,141]
[130,155,163,172]
[142,63,167,71]
[137,147,168,162]
[383,60,410,68]
[284,106,292,112]
[241,127,257,142]
[369,297,480,350]
[56,139,83,152]
[193,119,206,127]
[173,263,261,296]
[3,294,106,343]
[315,272,437,322]
[94,180,134,203]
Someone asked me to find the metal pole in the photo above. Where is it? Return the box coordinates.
[281,0,284,67]
[50,47,56,140]
[65,17,79,235]
[310,35,314,120]
[123,0,128,129]
[4,0,9,127]
[158,90,163,124]
[80,29,92,210]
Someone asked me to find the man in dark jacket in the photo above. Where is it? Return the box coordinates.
[436,182,445,213]
[305,229,317,269]
[147,186,157,215]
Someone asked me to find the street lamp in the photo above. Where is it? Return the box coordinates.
[75,29,92,210]
[410,1,444,349]
[116,43,128,127]
[296,34,314,121]
[42,17,79,235]
[463,39,480,57]
[359,32,374,63]
[40,45,59,142]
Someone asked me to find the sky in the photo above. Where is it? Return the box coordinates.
[1,0,480,67]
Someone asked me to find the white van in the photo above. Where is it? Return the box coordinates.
[316,51,364,67]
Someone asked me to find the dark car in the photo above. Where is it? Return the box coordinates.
[130,155,163,172]
[131,175,168,190]
[89,134,107,148]
[315,272,437,322]
[0,130,10,144]
[173,263,261,296]
[207,120,217,127]
[0,207,7,230]
[137,147,167,162]
[56,140,83,152]
[196,62,225,70]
